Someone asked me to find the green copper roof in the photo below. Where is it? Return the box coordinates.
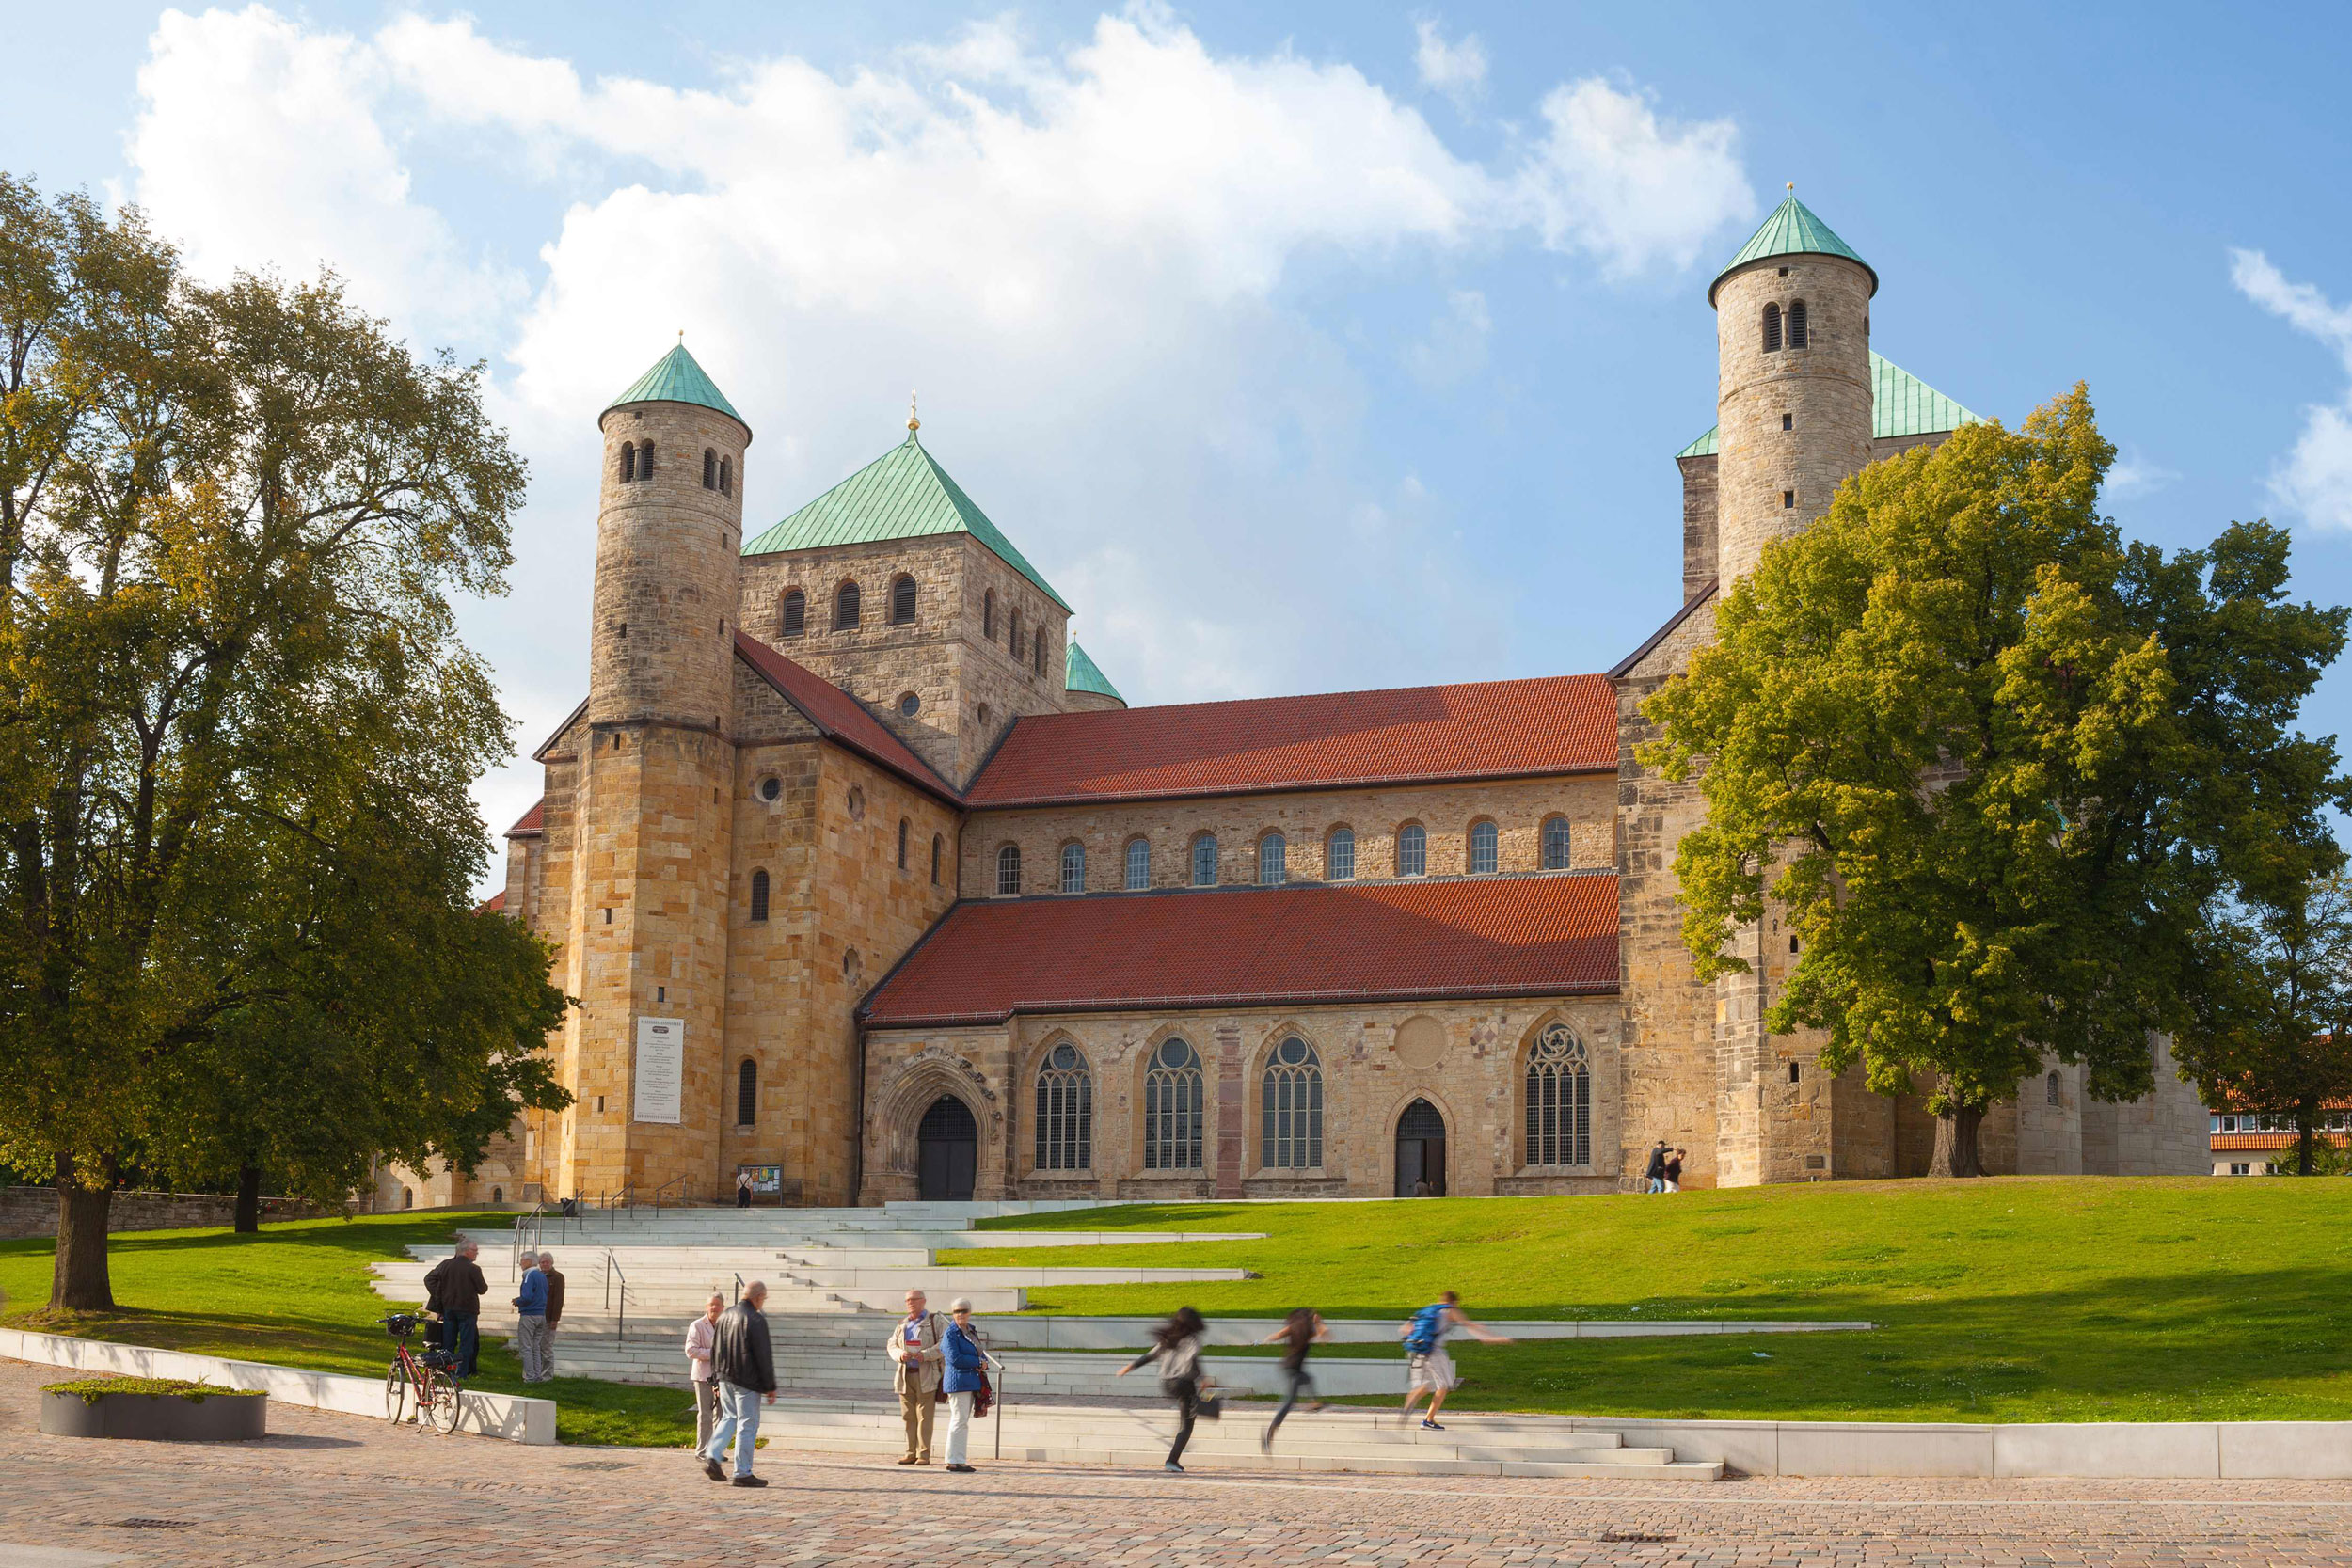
[1708,194,1876,305]
[603,343,747,430]
[1064,641,1122,701]
[1674,354,1981,462]
[741,434,1069,610]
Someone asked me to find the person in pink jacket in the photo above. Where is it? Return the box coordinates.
[684,1293,723,1456]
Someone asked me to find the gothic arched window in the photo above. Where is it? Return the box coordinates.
[1034,1042,1093,1171]
[737,1059,757,1127]
[1262,1037,1324,1169]
[1143,1038,1204,1170]
[1541,815,1572,870]
[890,575,917,626]
[1762,302,1782,353]
[996,844,1022,895]
[835,581,861,629]
[749,868,770,923]
[1060,840,1086,894]
[1191,834,1219,887]
[1469,819,1499,874]
[1788,299,1808,348]
[781,589,805,638]
[1524,1022,1591,1166]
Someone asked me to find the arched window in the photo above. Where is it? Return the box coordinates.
[1034,1042,1093,1171]
[1257,833,1286,885]
[1009,609,1021,653]
[983,590,995,640]
[898,818,909,870]
[1033,630,1046,675]
[1541,816,1572,870]
[1524,1022,1590,1166]
[835,581,861,629]
[738,1059,758,1127]
[401,1187,414,1210]
[1326,826,1356,880]
[491,1186,502,1203]
[638,441,654,478]
[1396,823,1426,877]
[996,844,1022,895]
[890,575,917,626]
[1191,834,1219,887]
[930,833,943,885]
[720,455,732,496]
[619,441,637,483]
[1143,1038,1205,1170]
[1060,840,1086,894]
[2047,1070,2063,1107]
[1262,1037,1324,1169]
[749,868,770,923]
[1469,819,1499,874]
[780,589,805,638]
[703,448,718,489]
[1762,303,1782,353]
[1788,299,1807,348]
[1124,837,1151,890]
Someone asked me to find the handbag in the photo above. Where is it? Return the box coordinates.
[972,1369,993,1420]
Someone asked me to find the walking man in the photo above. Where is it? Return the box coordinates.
[1644,1140,1670,1194]
[1398,1291,1511,1431]
[538,1252,565,1375]
[702,1281,777,1487]
[421,1239,487,1378]
[887,1289,945,1465]
[513,1254,551,1383]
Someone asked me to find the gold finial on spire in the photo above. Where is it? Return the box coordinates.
[907,391,920,436]
[1787,182,1794,194]
[678,327,685,342]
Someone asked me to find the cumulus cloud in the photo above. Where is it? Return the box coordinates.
[2232,247,2352,530]
[1518,79,1756,277]
[1414,18,1487,106]
[2106,451,2180,499]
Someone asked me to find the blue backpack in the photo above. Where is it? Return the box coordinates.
[1404,1303,1448,1355]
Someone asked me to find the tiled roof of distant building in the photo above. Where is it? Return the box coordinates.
[965,674,1618,808]
[859,873,1619,1028]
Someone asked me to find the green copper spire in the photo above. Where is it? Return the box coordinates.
[1064,641,1122,702]
[1709,189,1876,305]
[602,341,748,433]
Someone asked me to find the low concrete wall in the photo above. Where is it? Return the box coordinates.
[0,1329,555,1445]
[0,1187,325,1241]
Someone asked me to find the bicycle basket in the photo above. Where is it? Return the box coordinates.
[381,1313,419,1338]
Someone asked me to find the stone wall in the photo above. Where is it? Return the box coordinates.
[860,995,1626,1203]
[0,1188,325,1240]
[1677,451,1718,603]
[961,774,1616,898]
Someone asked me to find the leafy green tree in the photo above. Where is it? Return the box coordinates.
[1642,388,2348,1175]
[2175,871,2352,1177]
[0,173,559,1306]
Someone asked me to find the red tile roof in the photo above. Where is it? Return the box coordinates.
[733,632,960,804]
[860,873,1619,1028]
[506,800,545,836]
[476,890,507,914]
[965,674,1620,808]
[2211,1132,2348,1151]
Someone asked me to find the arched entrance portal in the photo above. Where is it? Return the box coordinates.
[1395,1099,1447,1197]
[917,1096,978,1201]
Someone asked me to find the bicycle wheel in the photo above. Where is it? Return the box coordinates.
[384,1357,410,1423]
[425,1371,465,1435]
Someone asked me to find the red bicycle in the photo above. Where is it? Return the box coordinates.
[380,1313,466,1434]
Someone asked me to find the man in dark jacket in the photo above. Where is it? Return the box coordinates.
[702,1281,777,1487]
[421,1240,487,1377]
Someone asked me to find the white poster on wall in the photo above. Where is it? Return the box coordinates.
[633,1017,685,1125]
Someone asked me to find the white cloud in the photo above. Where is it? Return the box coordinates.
[1517,78,1756,278]
[1414,18,1487,106]
[2106,450,2180,499]
[126,7,517,337]
[2232,247,2352,530]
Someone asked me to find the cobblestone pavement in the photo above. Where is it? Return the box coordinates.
[6,1359,2351,1566]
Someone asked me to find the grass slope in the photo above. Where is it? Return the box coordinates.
[952,1178,2352,1425]
[0,1212,694,1447]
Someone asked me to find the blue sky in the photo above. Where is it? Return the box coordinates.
[17,5,2352,865]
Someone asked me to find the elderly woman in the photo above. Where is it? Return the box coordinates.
[939,1297,1000,1475]
[684,1292,723,1457]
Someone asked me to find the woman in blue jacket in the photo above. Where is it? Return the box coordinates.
[940,1297,998,1473]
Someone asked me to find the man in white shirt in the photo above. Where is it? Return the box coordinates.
[885,1288,946,1465]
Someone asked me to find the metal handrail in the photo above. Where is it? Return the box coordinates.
[604,1248,630,1344]
[733,1272,745,1305]
[511,1202,547,1280]
[649,1173,689,1216]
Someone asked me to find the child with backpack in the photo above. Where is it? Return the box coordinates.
[1398,1290,1512,1430]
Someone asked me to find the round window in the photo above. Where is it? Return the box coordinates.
[759,777,781,802]
[1048,1042,1079,1069]
[898,691,921,718]
[1277,1037,1310,1066]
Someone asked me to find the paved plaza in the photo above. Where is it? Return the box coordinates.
[4,1360,2350,1567]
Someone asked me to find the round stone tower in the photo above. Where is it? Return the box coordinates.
[1710,191,1877,586]
[554,343,753,1204]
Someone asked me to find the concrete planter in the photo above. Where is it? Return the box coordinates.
[40,1387,267,1442]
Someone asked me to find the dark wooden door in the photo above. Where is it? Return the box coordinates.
[917,1096,978,1200]
[1395,1099,1447,1196]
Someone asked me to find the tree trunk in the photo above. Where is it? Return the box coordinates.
[50,1153,117,1312]
[1929,1104,1985,1178]
[233,1162,262,1233]
[2297,1114,2315,1177]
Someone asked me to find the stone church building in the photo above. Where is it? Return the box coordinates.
[462,194,2204,1211]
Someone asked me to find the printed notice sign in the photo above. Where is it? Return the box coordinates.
[633,1017,685,1125]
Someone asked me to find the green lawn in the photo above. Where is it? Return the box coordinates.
[947,1178,2352,1425]
[0,1212,695,1447]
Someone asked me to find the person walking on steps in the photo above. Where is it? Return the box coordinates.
[1118,1307,1218,1473]
[1644,1140,1670,1194]
[940,1297,999,1475]
[421,1239,486,1378]
[1398,1291,1511,1431]
[1261,1307,1328,1452]
[702,1281,777,1488]
[888,1289,946,1465]
[685,1292,723,1459]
